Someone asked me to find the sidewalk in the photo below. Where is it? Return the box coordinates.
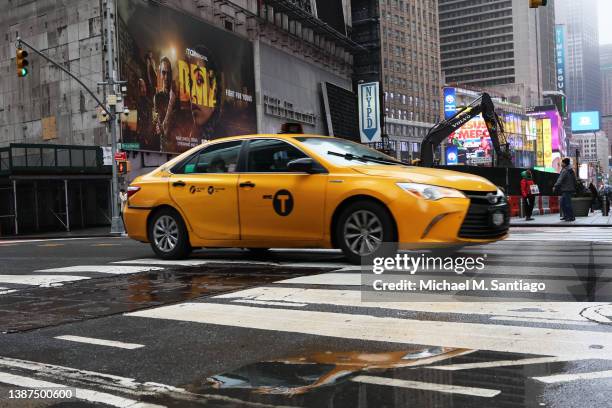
[511,211,612,227]
[0,226,117,240]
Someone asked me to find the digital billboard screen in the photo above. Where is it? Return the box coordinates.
[117,0,257,153]
[446,115,493,166]
[571,111,600,133]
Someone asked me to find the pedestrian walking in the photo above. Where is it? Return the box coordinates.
[553,158,576,222]
[520,170,537,221]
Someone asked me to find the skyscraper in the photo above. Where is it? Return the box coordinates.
[438,0,556,106]
[555,0,602,113]
[352,0,442,160]
[600,44,612,161]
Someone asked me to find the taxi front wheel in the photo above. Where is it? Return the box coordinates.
[336,201,396,265]
[148,208,191,260]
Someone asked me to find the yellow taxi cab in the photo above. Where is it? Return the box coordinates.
[123,134,508,264]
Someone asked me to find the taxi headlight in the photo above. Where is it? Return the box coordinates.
[396,183,466,201]
[496,188,507,203]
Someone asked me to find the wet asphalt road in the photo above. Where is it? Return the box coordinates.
[0,228,611,407]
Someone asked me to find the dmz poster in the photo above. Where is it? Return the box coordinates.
[117,1,257,153]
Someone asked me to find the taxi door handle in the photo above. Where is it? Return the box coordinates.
[172,181,186,187]
[239,181,256,188]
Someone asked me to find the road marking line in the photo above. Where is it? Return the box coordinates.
[351,375,501,397]
[0,371,165,407]
[92,243,121,247]
[0,287,18,295]
[113,259,210,266]
[125,303,612,359]
[215,287,596,321]
[230,299,307,307]
[490,316,597,326]
[0,357,288,408]
[54,335,145,350]
[38,243,65,247]
[429,356,584,371]
[275,273,361,286]
[533,370,612,384]
[35,265,164,274]
[0,275,89,286]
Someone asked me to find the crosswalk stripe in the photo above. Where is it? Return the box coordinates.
[275,273,361,286]
[429,356,583,371]
[215,286,596,321]
[230,299,308,307]
[125,303,612,359]
[489,316,597,326]
[35,265,164,274]
[533,370,612,384]
[113,259,210,266]
[54,335,145,350]
[0,275,90,286]
[0,371,164,408]
[351,375,501,397]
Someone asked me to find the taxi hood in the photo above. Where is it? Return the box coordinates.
[351,165,497,192]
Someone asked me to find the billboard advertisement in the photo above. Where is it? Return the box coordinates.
[542,118,553,168]
[447,115,493,166]
[555,25,566,93]
[571,111,600,133]
[117,0,257,153]
[443,87,457,119]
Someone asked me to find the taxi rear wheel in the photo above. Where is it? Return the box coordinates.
[336,201,396,265]
[148,208,191,260]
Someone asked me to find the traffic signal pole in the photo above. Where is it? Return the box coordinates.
[104,0,125,235]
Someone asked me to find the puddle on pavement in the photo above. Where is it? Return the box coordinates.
[197,347,469,395]
[0,264,332,333]
[177,348,612,408]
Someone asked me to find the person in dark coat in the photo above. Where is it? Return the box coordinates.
[520,170,536,221]
[554,158,577,221]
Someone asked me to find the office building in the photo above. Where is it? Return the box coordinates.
[438,0,557,106]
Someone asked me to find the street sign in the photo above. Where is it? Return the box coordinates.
[114,151,127,161]
[118,143,140,150]
[443,87,457,119]
[358,82,382,143]
[107,94,117,106]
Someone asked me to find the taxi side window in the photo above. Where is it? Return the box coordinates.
[247,139,308,172]
[180,141,242,174]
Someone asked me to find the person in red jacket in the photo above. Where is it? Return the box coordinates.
[520,170,536,221]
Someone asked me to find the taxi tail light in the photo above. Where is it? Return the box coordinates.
[127,186,141,198]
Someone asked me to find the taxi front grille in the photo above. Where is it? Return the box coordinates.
[459,191,509,240]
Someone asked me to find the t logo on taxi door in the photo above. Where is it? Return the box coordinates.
[273,190,294,216]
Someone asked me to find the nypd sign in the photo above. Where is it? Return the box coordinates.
[358,82,382,143]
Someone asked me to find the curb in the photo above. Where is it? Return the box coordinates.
[0,233,119,241]
[510,223,612,227]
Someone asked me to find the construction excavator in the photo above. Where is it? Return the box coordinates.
[418,93,514,168]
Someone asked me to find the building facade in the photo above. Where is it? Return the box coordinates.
[438,0,556,107]
[352,0,442,161]
[601,44,612,170]
[554,0,602,113]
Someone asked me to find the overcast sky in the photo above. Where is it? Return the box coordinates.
[599,0,612,44]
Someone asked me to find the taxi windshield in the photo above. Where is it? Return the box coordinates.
[296,137,403,167]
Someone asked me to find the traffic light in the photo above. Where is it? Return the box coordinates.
[529,0,547,8]
[16,48,29,77]
[117,160,128,174]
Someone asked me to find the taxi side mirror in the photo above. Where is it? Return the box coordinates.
[287,158,324,174]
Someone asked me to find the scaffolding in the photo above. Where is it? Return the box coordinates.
[0,144,112,236]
